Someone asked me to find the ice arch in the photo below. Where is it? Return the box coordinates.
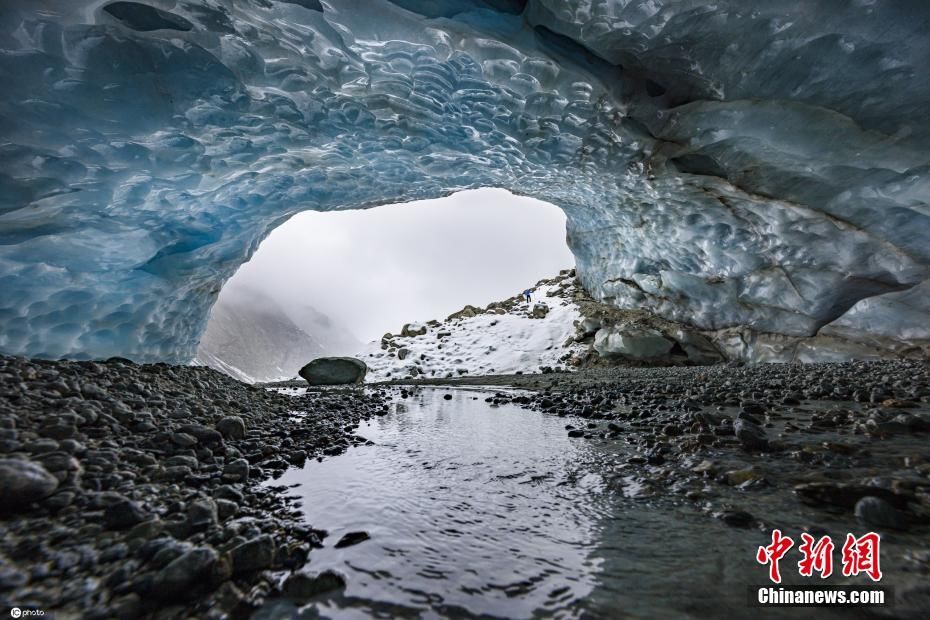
[0,0,928,363]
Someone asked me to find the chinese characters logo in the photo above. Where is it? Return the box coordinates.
[757,530,881,583]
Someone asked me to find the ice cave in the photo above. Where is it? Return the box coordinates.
[1,0,929,363]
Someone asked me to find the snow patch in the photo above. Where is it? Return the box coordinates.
[358,273,586,381]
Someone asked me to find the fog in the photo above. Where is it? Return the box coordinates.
[222,188,574,343]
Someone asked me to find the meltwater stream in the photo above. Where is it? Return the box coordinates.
[270,388,854,619]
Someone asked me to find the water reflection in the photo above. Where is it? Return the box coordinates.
[274,388,912,619]
[276,387,605,618]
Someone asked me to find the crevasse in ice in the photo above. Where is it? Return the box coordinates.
[0,1,928,362]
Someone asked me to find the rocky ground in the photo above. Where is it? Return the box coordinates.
[0,355,390,619]
[437,359,930,613]
[421,360,930,522]
[4,353,930,617]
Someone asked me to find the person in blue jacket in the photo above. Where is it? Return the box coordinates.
[522,289,532,303]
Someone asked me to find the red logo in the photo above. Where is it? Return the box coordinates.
[756,529,794,584]
[841,532,882,581]
[798,533,835,578]
[757,530,881,583]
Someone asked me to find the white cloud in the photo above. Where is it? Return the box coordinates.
[224,188,574,342]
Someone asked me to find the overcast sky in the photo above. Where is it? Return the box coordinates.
[223,188,574,343]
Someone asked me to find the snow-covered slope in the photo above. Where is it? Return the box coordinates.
[359,270,586,381]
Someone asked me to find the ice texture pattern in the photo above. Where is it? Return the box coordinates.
[0,1,928,362]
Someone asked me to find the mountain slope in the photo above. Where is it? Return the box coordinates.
[358,270,587,381]
[196,287,345,383]
[286,303,362,357]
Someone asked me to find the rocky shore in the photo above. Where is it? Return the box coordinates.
[455,359,930,613]
[0,355,388,618]
[4,354,930,617]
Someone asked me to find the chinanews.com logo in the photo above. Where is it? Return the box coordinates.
[750,529,891,607]
[10,609,45,618]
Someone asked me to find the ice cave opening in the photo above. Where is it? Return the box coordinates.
[1,0,928,365]
[195,188,574,382]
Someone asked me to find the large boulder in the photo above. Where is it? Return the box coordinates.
[594,325,674,361]
[401,323,428,337]
[298,357,368,386]
[0,459,59,510]
[447,305,480,321]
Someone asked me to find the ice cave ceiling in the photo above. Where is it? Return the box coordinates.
[0,0,929,363]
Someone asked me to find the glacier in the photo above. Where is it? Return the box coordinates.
[0,0,928,363]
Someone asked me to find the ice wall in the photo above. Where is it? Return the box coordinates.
[0,0,928,362]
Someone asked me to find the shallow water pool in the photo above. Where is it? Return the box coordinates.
[271,387,898,619]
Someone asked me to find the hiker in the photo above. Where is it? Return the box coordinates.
[522,289,532,303]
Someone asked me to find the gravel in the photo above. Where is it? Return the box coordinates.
[0,354,389,618]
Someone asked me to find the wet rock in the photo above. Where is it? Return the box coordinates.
[334,531,370,548]
[725,468,763,486]
[35,451,83,485]
[882,398,916,409]
[223,458,250,482]
[126,518,164,542]
[164,455,198,469]
[44,491,76,511]
[40,422,78,440]
[100,542,130,563]
[0,355,395,617]
[691,460,717,475]
[740,401,767,415]
[282,569,346,600]
[0,566,28,592]
[855,496,908,531]
[715,509,755,528]
[170,432,198,447]
[150,547,227,600]
[108,593,142,619]
[794,482,910,510]
[299,357,368,386]
[104,498,148,530]
[145,538,193,568]
[178,424,223,444]
[288,450,308,465]
[230,535,276,574]
[0,458,59,508]
[216,416,246,440]
[216,499,238,521]
[24,439,59,454]
[187,498,218,530]
[733,418,768,451]
[214,485,244,503]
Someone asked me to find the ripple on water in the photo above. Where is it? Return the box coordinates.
[274,387,606,618]
[271,388,892,620]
